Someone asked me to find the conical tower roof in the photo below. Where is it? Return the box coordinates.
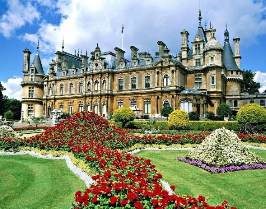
[222,28,239,71]
[31,40,44,74]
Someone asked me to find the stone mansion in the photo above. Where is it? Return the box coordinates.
[21,11,266,120]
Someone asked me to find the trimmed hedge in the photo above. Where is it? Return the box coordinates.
[110,120,249,131]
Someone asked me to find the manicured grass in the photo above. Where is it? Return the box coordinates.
[0,155,86,209]
[135,149,266,209]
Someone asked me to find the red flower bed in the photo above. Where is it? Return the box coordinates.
[4,111,264,208]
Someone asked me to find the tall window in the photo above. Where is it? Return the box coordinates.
[144,100,151,114]
[210,56,214,65]
[28,87,34,98]
[260,99,265,107]
[131,77,136,89]
[60,84,64,95]
[233,100,238,107]
[69,103,73,114]
[94,103,99,114]
[228,100,233,107]
[117,100,123,108]
[130,100,137,109]
[163,74,170,86]
[145,75,150,88]
[87,81,91,92]
[195,44,200,55]
[78,103,83,112]
[59,103,64,112]
[102,80,107,91]
[210,75,215,85]
[79,82,83,93]
[94,80,99,91]
[69,83,74,94]
[87,103,91,111]
[28,104,34,116]
[118,78,123,90]
[196,59,201,67]
[48,86,52,95]
[30,69,35,81]
[194,74,202,89]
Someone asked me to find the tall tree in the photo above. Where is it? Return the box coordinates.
[3,99,21,120]
[240,70,261,94]
[0,82,6,116]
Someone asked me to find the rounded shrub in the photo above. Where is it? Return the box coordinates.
[237,103,266,124]
[205,111,215,120]
[112,107,135,127]
[168,110,189,129]
[188,111,200,121]
[4,110,14,120]
[0,125,16,138]
[161,106,174,119]
[217,103,232,117]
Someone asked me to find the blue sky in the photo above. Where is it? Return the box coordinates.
[0,0,266,100]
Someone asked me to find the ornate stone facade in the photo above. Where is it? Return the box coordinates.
[21,12,265,120]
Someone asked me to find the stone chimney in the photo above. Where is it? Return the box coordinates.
[114,47,125,66]
[81,52,88,71]
[157,41,166,56]
[180,29,189,65]
[23,49,31,73]
[233,37,241,68]
[130,46,139,60]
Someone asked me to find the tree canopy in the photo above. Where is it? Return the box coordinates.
[240,70,261,94]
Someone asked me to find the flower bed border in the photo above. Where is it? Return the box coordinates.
[177,157,266,173]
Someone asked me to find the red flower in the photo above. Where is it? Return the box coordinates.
[121,199,128,205]
[170,185,176,191]
[110,196,119,205]
[127,192,139,201]
[134,201,143,209]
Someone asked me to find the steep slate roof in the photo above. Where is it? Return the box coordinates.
[32,53,44,74]
[222,28,240,71]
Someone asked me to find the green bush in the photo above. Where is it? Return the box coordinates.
[4,110,14,120]
[188,121,240,131]
[161,106,174,119]
[217,103,232,117]
[237,103,266,133]
[205,111,215,120]
[188,111,200,121]
[112,107,135,127]
[0,125,16,138]
[168,110,189,129]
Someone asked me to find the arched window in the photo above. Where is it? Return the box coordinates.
[60,84,64,95]
[163,74,170,86]
[94,102,99,114]
[78,103,83,112]
[102,80,107,91]
[94,80,99,91]
[69,83,74,94]
[87,81,91,92]
[102,102,107,117]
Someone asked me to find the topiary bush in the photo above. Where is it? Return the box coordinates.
[188,111,200,121]
[205,111,215,120]
[112,107,135,127]
[217,103,232,118]
[161,106,174,119]
[0,125,16,138]
[168,110,189,129]
[237,103,266,133]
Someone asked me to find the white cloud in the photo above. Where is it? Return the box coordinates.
[254,71,266,93]
[2,77,22,100]
[22,0,265,61]
[0,0,40,37]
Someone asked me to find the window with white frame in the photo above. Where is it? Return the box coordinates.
[180,100,192,113]
[94,103,99,114]
[131,77,136,89]
[78,103,83,112]
[163,74,170,86]
[28,104,34,116]
[130,100,137,109]
[145,75,150,88]
[118,78,123,90]
[102,80,107,91]
[87,103,91,111]
[94,80,99,91]
[87,81,91,92]
[69,83,74,94]
[60,84,64,95]
[69,103,73,114]
[194,74,202,89]
[28,87,34,98]
[144,100,151,114]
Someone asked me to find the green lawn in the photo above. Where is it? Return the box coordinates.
[136,149,266,209]
[0,155,86,209]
